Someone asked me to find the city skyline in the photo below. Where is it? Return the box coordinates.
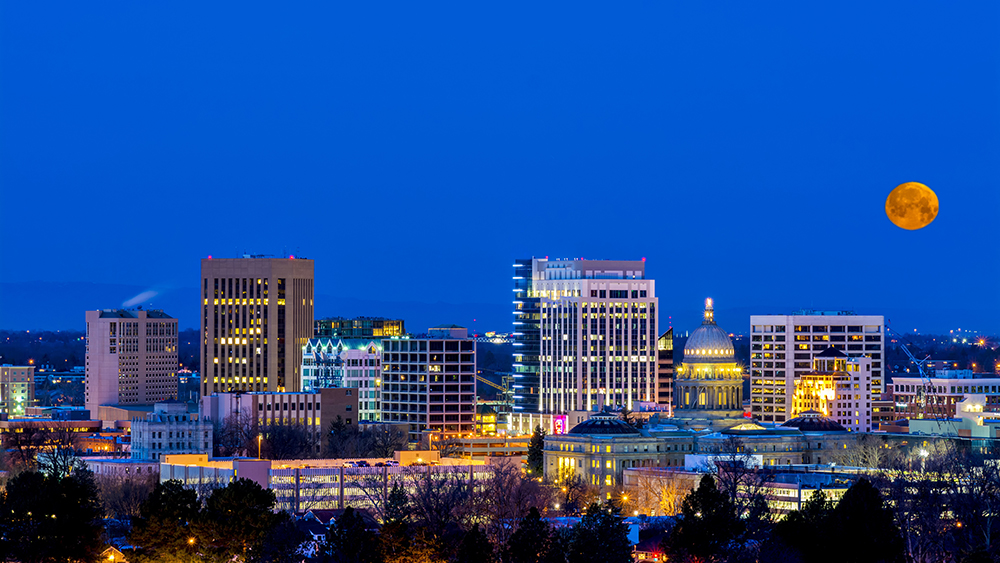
[3,3,999,335]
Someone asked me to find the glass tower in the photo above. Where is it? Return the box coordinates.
[512,259,541,413]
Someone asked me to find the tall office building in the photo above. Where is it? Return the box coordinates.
[525,258,657,414]
[201,257,314,395]
[85,309,179,420]
[791,349,872,433]
[380,327,476,441]
[512,259,541,415]
[749,311,884,423]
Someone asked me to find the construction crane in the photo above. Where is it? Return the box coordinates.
[475,371,514,423]
[887,326,936,419]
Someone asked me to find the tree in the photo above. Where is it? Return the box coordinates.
[215,411,259,457]
[0,468,103,563]
[194,478,286,563]
[773,489,834,563]
[258,513,307,563]
[368,424,407,458]
[527,426,546,477]
[455,525,494,563]
[97,471,158,538]
[661,474,743,563]
[322,507,382,563]
[566,502,632,563]
[473,458,551,551]
[505,507,554,563]
[130,479,201,563]
[831,478,904,563]
[262,422,316,460]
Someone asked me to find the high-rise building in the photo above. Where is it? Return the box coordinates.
[749,311,884,423]
[1,366,35,417]
[301,338,384,421]
[512,259,541,415]
[85,309,179,421]
[527,258,657,413]
[791,348,872,433]
[380,327,476,441]
[201,257,314,395]
[671,299,745,431]
[314,317,405,339]
[656,329,674,413]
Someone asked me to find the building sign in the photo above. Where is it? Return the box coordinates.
[553,415,568,435]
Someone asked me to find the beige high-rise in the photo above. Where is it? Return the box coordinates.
[201,257,314,395]
[85,309,179,419]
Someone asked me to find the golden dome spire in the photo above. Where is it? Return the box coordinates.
[704,297,714,324]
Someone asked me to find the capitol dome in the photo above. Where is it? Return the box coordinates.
[567,412,640,436]
[683,298,735,363]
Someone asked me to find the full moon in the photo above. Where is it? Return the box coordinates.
[885,182,938,230]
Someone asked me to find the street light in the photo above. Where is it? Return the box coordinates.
[258,434,262,459]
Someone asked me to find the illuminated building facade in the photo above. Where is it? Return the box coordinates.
[512,259,542,415]
[314,317,405,339]
[527,258,657,414]
[791,348,872,433]
[1,366,34,417]
[671,299,745,431]
[656,329,674,413]
[749,312,884,423]
[380,329,477,441]
[201,257,314,396]
[891,370,1000,419]
[85,309,178,423]
[301,338,384,421]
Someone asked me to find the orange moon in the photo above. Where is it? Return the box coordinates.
[885,182,938,230]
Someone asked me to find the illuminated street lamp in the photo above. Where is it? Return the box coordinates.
[258,434,263,459]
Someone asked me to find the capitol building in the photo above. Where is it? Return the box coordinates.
[670,298,747,431]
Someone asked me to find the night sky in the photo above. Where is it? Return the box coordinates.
[2,2,998,334]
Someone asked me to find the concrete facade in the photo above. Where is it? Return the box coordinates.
[201,257,314,395]
[750,312,884,423]
[529,258,658,414]
[0,366,35,417]
[84,309,179,425]
[131,401,212,461]
[381,334,477,441]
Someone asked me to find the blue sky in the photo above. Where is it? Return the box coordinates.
[2,2,998,334]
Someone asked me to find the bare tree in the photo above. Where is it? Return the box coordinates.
[629,469,687,517]
[97,471,158,525]
[471,458,551,551]
[708,436,777,536]
[262,423,316,460]
[368,424,407,458]
[215,411,258,457]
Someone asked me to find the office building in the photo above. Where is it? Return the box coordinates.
[1,366,35,417]
[301,338,383,420]
[891,370,1000,419]
[749,311,884,423]
[671,299,745,431]
[315,317,405,339]
[201,256,314,395]
[131,400,212,461]
[520,258,657,414]
[512,259,542,415]
[380,327,476,441]
[85,309,179,423]
[656,329,674,413]
[791,348,873,433]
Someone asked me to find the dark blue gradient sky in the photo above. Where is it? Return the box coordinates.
[2,2,998,334]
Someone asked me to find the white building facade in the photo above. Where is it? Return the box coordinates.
[530,259,658,414]
[301,338,383,421]
[750,312,884,424]
[131,401,212,461]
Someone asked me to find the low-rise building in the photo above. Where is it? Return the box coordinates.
[892,370,1000,419]
[131,400,212,461]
